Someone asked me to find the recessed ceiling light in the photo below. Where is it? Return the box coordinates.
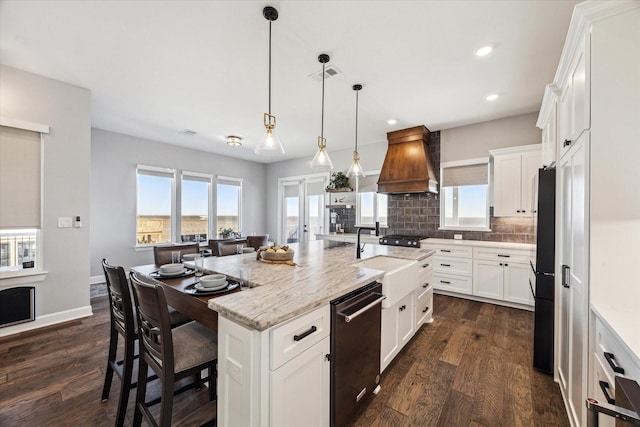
[476,45,493,57]
[387,119,397,125]
[486,94,499,102]
[226,135,242,147]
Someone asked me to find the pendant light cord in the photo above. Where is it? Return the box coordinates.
[320,61,325,140]
[355,88,359,152]
[268,20,272,115]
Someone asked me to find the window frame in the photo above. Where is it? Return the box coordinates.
[215,175,243,236]
[439,159,491,232]
[135,164,177,247]
[356,170,388,227]
[0,117,48,282]
[180,171,213,243]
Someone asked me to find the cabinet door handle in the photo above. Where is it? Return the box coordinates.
[561,265,571,288]
[422,283,429,288]
[504,263,508,267]
[293,325,317,342]
[517,210,521,213]
[497,254,510,258]
[440,263,451,267]
[604,352,625,374]
[422,306,429,313]
[441,249,451,253]
[500,263,503,266]
[422,263,430,268]
[440,280,450,284]
[522,210,526,213]
[564,139,572,147]
[399,305,406,312]
[599,380,615,404]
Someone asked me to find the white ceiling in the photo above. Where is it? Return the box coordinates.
[0,0,579,163]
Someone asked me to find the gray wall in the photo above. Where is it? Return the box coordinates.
[90,128,267,277]
[440,112,540,163]
[0,65,92,335]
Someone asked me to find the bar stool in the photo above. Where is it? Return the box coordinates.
[101,259,191,427]
[129,271,218,427]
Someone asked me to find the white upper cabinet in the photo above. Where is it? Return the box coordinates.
[490,145,542,217]
[541,97,558,167]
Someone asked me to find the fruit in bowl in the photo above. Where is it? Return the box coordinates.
[259,245,294,261]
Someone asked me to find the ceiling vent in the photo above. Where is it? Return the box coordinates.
[179,129,197,136]
[308,65,341,83]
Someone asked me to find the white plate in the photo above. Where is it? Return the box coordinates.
[196,281,228,291]
[182,253,200,261]
[158,268,187,277]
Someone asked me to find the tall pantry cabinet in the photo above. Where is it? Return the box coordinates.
[536,2,640,426]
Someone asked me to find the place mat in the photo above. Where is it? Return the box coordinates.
[258,258,297,266]
[149,267,196,279]
[183,281,239,296]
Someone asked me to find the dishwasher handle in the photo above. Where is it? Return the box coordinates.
[339,293,386,323]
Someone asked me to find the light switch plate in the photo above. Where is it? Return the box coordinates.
[58,217,72,228]
[454,234,463,240]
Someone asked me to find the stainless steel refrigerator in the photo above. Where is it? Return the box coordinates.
[532,167,555,374]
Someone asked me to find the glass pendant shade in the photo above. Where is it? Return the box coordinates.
[255,127,285,157]
[308,137,333,170]
[347,150,365,177]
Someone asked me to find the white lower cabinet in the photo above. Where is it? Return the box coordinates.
[270,336,330,427]
[415,286,433,328]
[473,259,533,306]
[503,262,532,305]
[381,292,414,372]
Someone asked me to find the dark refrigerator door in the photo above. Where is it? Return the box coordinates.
[533,298,554,374]
[535,273,555,301]
[535,168,556,275]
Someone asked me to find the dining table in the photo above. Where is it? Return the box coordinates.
[130,263,238,331]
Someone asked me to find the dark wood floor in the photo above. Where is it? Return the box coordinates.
[0,293,568,426]
[352,295,569,427]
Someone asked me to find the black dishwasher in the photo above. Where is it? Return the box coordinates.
[330,281,384,426]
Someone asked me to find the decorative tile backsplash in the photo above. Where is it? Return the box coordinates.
[385,130,535,244]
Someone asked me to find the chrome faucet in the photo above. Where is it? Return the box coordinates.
[356,221,380,259]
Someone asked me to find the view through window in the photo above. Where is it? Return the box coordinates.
[136,167,174,245]
[440,163,489,229]
[357,173,388,226]
[181,173,211,242]
[216,178,241,236]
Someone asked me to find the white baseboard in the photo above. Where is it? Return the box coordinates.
[0,305,93,337]
[90,275,105,285]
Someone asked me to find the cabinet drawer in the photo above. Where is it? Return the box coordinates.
[417,258,434,276]
[423,244,472,258]
[415,287,433,327]
[594,315,640,382]
[433,256,472,276]
[270,305,330,370]
[472,247,531,264]
[433,273,472,295]
[590,352,616,427]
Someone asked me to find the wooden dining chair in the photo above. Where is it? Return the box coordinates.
[101,259,191,427]
[153,242,200,265]
[129,271,218,427]
[246,234,269,250]
[217,240,246,256]
[208,238,233,257]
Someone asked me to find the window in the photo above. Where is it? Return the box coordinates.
[0,124,43,271]
[181,172,212,243]
[136,166,175,245]
[216,177,242,236]
[440,161,490,230]
[357,173,388,226]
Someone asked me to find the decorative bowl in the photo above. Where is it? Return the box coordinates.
[160,263,183,273]
[199,274,227,289]
[260,250,294,261]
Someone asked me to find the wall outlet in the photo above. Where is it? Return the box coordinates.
[454,234,463,240]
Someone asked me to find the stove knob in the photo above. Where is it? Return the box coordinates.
[395,240,400,245]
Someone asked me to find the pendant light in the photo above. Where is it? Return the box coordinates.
[255,6,285,157]
[308,54,333,170]
[347,84,365,177]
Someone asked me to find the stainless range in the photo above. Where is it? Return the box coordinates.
[378,234,426,248]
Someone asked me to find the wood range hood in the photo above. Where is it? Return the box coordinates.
[377,125,439,194]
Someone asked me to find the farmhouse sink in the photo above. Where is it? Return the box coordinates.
[352,256,418,308]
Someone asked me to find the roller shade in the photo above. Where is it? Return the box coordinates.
[306,180,325,196]
[442,163,488,187]
[357,174,379,193]
[0,126,41,229]
[182,172,212,183]
[284,183,300,198]
[217,176,242,187]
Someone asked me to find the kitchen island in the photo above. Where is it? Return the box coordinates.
[197,239,433,426]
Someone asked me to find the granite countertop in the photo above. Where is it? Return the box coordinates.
[204,240,433,331]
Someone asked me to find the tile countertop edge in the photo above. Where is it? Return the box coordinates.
[206,242,434,331]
